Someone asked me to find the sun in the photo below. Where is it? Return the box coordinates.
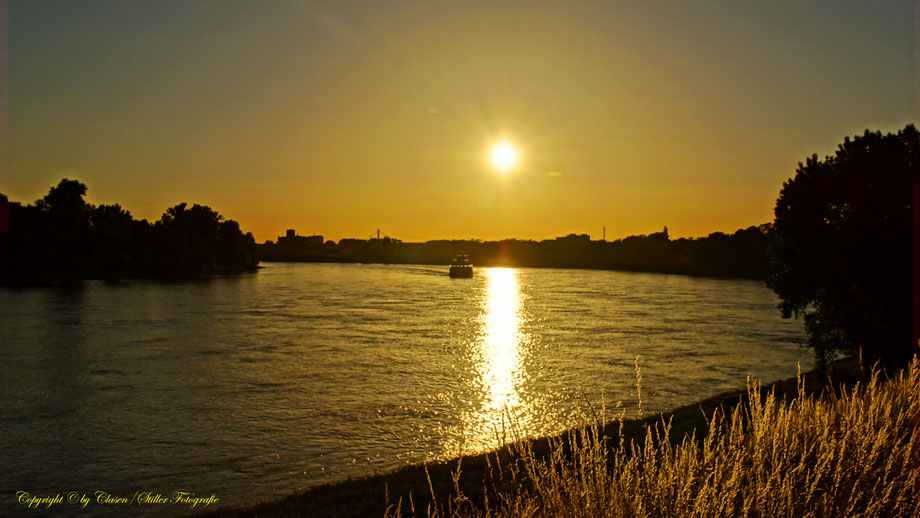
[489,140,518,174]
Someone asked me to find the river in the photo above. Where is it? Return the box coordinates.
[1,262,811,516]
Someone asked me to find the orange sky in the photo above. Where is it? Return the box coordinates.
[6,1,917,242]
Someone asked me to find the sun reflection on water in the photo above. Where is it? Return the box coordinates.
[479,268,525,411]
[453,267,535,452]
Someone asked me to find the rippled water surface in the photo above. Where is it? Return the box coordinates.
[1,263,811,515]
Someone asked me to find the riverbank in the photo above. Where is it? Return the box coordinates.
[0,266,262,287]
[258,226,769,280]
[189,358,872,518]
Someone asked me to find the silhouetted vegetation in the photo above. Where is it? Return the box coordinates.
[1,179,258,283]
[259,225,770,280]
[767,125,920,369]
[402,360,918,518]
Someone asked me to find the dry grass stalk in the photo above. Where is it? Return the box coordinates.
[387,359,920,518]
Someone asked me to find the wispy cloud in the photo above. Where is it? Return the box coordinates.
[548,171,563,177]
[426,106,441,115]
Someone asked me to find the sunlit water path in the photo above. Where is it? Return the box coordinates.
[1,263,810,516]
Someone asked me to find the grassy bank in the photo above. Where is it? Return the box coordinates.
[192,358,919,517]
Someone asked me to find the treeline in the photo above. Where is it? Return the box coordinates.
[0,179,258,283]
[259,226,770,279]
[2,179,769,282]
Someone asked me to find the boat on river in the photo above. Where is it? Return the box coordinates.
[449,254,473,278]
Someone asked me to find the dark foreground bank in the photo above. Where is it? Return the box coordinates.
[188,359,866,518]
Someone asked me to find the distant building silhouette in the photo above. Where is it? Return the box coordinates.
[555,233,591,243]
[278,229,323,248]
[254,224,767,280]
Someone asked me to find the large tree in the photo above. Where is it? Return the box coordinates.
[767,125,919,368]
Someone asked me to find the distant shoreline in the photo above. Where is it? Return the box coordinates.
[257,226,770,281]
[0,258,764,288]
[0,265,261,288]
[259,257,765,281]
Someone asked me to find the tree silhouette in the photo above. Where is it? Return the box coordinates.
[767,125,920,368]
[3,180,257,281]
[157,203,221,274]
[90,203,135,272]
[156,202,257,275]
[37,178,92,273]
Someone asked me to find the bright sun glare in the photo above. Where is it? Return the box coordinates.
[489,141,518,174]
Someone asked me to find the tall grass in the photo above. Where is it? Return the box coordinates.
[390,359,920,517]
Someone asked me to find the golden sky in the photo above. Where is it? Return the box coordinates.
[6,1,917,242]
